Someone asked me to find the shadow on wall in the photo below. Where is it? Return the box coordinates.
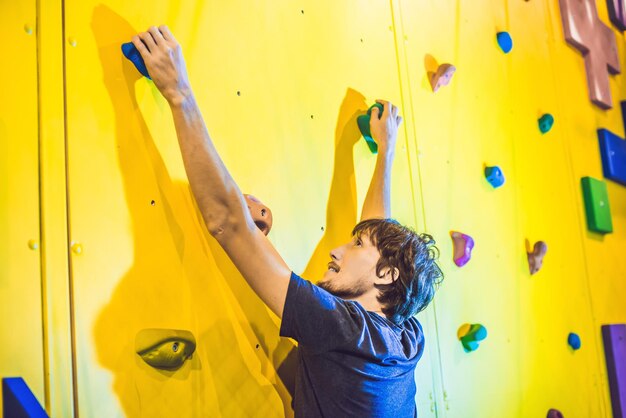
[91,5,366,417]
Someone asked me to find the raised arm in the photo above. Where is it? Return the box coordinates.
[131,26,291,317]
[359,100,402,221]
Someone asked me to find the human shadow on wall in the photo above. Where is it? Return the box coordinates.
[92,7,285,417]
[275,86,366,399]
[91,5,367,417]
[204,86,367,402]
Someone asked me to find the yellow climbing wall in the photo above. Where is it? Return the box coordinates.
[64,1,436,417]
[0,1,45,415]
[2,0,626,417]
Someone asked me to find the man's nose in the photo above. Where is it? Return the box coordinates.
[330,243,346,260]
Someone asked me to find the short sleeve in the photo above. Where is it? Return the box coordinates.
[279,272,365,353]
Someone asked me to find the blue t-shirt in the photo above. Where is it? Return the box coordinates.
[279,272,425,418]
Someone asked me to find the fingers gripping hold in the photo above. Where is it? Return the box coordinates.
[148,26,166,47]
[131,35,149,56]
[124,25,191,104]
[159,25,178,44]
[138,31,157,52]
[131,25,172,58]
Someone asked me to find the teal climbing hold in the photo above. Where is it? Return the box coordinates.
[538,114,555,134]
[357,103,384,154]
[497,31,513,53]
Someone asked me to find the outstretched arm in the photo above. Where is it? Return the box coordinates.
[132,26,291,317]
[360,100,402,221]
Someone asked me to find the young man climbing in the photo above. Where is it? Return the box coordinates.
[131,25,443,417]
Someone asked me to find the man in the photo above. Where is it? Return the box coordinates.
[131,25,443,417]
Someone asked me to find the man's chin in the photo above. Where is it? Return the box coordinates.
[316,279,334,294]
[317,280,348,298]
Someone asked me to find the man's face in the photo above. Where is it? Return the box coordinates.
[317,233,381,299]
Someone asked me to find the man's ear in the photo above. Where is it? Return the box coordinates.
[377,267,399,285]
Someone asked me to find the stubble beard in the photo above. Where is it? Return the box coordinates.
[317,275,369,299]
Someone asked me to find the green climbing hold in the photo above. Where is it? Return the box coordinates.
[357,103,384,154]
[581,176,613,234]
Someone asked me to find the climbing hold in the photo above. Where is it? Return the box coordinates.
[135,329,196,370]
[457,323,472,339]
[484,166,505,188]
[2,377,48,418]
[560,0,619,109]
[538,114,555,134]
[547,409,564,418]
[581,177,613,234]
[244,194,273,235]
[527,240,547,275]
[357,103,384,154]
[450,231,474,267]
[602,324,626,416]
[598,126,626,187]
[496,31,513,53]
[568,332,582,350]
[458,323,487,352]
[429,63,456,92]
[121,42,151,79]
[71,242,83,255]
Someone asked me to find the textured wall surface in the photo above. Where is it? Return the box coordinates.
[1,0,626,417]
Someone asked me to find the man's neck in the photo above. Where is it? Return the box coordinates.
[350,290,388,319]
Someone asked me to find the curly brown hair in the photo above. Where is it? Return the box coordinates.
[352,218,443,324]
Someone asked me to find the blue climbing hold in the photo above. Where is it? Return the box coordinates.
[496,32,513,54]
[598,128,626,187]
[484,166,505,188]
[3,377,49,418]
[357,103,384,154]
[122,42,151,79]
[568,332,582,350]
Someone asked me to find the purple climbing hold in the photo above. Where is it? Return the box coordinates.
[450,231,474,267]
[547,409,564,418]
[602,324,626,418]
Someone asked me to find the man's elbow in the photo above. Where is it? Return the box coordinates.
[205,212,249,238]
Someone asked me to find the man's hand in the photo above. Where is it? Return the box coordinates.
[369,100,402,154]
[132,25,193,105]
[360,100,402,221]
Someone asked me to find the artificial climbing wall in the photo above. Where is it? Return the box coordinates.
[2,0,626,417]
